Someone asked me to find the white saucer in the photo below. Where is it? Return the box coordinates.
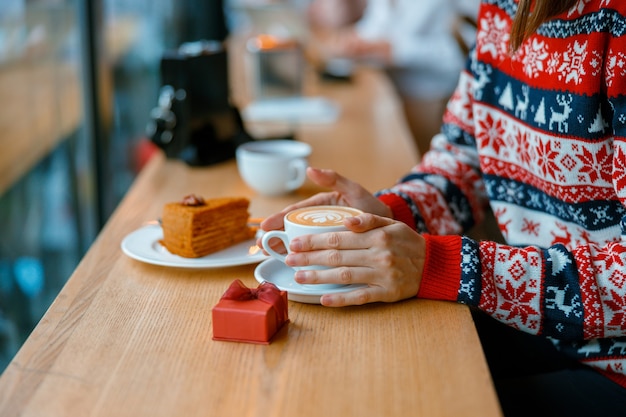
[121,225,268,269]
[254,258,366,304]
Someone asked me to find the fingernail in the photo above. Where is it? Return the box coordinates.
[290,239,302,251]
[294,271,306,283]
[346,216,361,226]
[286,253,299,267]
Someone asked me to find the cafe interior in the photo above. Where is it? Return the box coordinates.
[0,0,236,370]
[0,0,503,416]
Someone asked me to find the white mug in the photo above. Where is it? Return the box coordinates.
[261,205,363,288]
[236,140,311,196]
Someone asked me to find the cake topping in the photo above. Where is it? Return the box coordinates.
[181,194,206,206]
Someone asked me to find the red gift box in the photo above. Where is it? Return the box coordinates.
[212,279,289,344]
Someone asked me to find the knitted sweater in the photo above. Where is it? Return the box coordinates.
[376,0,626,388]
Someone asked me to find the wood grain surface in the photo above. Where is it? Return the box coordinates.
[0,61,502,417]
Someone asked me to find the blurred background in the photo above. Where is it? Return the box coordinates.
[0,0,313,372]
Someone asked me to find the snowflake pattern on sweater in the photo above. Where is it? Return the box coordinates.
[377,0,626,387]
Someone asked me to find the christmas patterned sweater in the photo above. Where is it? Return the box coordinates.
[376,0,626,387]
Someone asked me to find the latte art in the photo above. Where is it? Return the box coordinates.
[287,206,362,226]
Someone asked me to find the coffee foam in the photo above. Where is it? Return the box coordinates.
[287,206,362,227]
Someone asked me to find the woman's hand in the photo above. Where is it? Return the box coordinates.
[260,167,392,234]
[286,213,425,307]
[327,30,392,64]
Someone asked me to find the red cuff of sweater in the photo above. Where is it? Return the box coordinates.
[377,194,416,229]
[417,234,463,301]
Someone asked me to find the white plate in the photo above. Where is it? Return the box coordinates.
[254,258,366,304]
[121,225,269,269]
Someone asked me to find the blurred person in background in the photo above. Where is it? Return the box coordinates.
[307,0,366,30]
[307,0,480,156]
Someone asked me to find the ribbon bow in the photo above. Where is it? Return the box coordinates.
[222,279,288,323]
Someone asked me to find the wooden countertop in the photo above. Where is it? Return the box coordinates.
[0,63,502,417]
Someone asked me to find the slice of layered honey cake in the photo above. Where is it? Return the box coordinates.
[161,194,255,258]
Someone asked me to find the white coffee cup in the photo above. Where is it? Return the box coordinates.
[261,205,363,289]
[236,140,311,196]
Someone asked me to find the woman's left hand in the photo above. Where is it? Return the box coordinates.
[285,213,426,307]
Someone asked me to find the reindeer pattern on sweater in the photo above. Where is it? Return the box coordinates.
[376,0,626,387]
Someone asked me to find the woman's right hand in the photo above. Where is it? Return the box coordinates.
[259,167,392,234]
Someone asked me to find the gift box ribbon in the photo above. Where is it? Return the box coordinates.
[222,280,288,323]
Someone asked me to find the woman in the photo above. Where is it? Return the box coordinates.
[260,0,626,415]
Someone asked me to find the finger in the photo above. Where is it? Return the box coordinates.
[260,211,287,232]
[343,213,396,233]
[288,218,396,253]
[294,266,372,286]
[308,168,390,215]
[288,231,354,254]
[307,167,366,198]
[287,246,380,272]
[306,167,340,188]
[320,286,388,307]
